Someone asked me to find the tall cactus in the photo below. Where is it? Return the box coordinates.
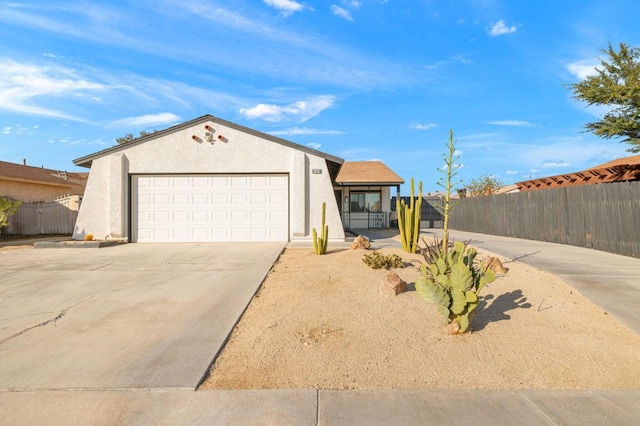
[312,202,328,255]
[396,178,422,253]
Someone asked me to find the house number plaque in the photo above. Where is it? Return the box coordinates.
[312,169,322,174]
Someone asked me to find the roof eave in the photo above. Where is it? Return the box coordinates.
[0,176,75,188]
[336,181,405,186]
[73,114,345,167]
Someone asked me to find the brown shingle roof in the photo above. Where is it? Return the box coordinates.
[0,160,88,190]
[516,155,640,192]
[335,161,404,185]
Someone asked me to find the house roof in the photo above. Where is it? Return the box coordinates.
[516,155,640,192]
[335,161,404,186]
[0,160,88,189]
[73,114,345,168]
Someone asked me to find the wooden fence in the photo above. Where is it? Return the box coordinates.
[3,195,81,235]
[449,181,640,258]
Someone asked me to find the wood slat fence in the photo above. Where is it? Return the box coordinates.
[2,195,81,235]
[449,181,640,258]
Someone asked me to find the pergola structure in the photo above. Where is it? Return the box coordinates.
[516,155,640,192]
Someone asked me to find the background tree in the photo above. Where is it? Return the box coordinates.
[465,174,504,196]
[0,197,21,235]
[570,42,640,153]
[116,130,157,145]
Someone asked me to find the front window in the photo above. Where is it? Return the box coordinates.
[349,191,381,213]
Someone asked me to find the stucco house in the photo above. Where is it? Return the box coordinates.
[72,115,404,242]
[0,160,88,202]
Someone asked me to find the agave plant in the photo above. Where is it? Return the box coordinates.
[416,237,495,334]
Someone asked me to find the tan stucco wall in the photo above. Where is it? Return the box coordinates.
[0,180,74,202]
[73,120,345,241]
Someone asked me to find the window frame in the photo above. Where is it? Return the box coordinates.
[349,190,382,213]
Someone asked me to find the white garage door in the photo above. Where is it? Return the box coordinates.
[132,174,288,242]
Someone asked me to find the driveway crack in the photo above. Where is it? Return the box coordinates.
[0,295,94,345]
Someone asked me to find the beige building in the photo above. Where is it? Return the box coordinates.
[0,160,88,202]
[72,115,404,242]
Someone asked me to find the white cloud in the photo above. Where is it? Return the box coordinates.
[440,163,464,171]
[331,5,353,21]
[263,0,305,17]
[567,60,599,80]
[410,123,437,130]
[111,112,181,128]
[269,127,345,136]
[0,60,105,120]
[306,142,322,149]
[239,95,336,123]
[541,160,570,169]
[487,120,532,127]
[487,20,517,37]
[2,126,11,134]
[506,170,519,175]
[343,0,362,9]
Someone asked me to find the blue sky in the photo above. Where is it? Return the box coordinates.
[1,0,639,193]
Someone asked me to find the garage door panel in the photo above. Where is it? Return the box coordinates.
[192,210,209,221]
[154,194,171,203]
[134,174,288,242]
[231,211,247,221]
[231,176,249,187]
[211,194,227,204]
[173,193,190,204]
[193,193,209,204]
[193,177,210,186]
[173,177,190,187]
[154,177,171,187]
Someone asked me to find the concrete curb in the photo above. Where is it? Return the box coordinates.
[34,240,126,249]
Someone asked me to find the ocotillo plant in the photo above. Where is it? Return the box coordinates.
[312,202,328,255]
[396,178,422,253]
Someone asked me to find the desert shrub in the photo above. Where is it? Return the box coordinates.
[362,251,405,269]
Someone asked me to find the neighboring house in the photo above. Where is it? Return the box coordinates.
[72,115,405,243]
[0,160,88,202]
[334,161,404,229]
[494,184,519,194]
[516,155,640,192]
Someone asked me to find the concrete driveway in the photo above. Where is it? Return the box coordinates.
[0,242,284,391]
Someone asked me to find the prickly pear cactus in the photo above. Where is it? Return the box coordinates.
[416,240,496,334]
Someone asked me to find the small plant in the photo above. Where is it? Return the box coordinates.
[416,238,495,334]
[84,234,94,241]
[397,178,422,253]
[312,202,328,255]
[362,251,405,269]
[0,197,21,234]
